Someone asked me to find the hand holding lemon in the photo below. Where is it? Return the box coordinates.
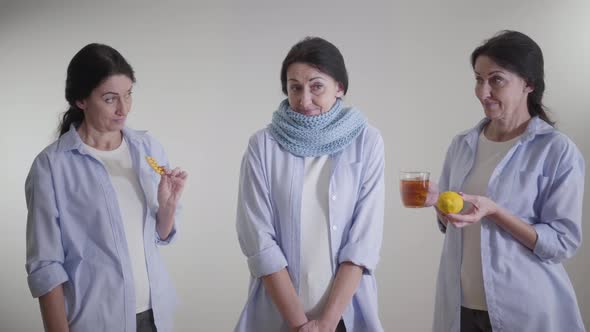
[437,191,464,214]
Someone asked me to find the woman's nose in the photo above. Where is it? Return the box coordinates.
[300,89,313,108]
[476,82,491,100]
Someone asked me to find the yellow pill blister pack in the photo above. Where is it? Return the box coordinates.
[146,156,165,175]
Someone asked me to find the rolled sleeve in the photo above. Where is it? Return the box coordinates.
[27,263,69,298]
[533,141,584,263]
[247,244,288,278]
[338,242,380,274]
[236,138,287,278]
[533,223,562,261]
[338,132,384,275]
[533,216,581,264]
[25,153,68,298]
[156,226,177,245]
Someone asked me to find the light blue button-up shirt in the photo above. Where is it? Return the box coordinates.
[25,125,179,332]
[433,117,586,332]
[235,126,385,332]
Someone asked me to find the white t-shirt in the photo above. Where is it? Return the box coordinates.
[84,139,151,313]
[300,156,334,319]
[461,131,520,311]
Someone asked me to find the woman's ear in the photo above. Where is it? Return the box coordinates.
[336,82,345,98]
[524,81,534,94]
[75,99,87,110]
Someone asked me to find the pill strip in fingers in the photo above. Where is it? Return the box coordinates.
[146,156,165,175]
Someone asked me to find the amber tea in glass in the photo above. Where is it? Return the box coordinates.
[400,171,430,208]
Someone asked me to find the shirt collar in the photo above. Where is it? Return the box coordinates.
[56,124,146,152]
[458,116,554,150]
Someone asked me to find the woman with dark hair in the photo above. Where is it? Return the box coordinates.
[25,43,188,332]
[430,31,585,331]
[235,37,384,332]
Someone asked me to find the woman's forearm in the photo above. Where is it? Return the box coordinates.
[39,284,69,332]
[262,268,308,330]
[320,262,363,329]
[156,203,176,240]
[490,206,538,250]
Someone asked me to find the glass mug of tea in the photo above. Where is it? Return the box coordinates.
[399,171,430,208]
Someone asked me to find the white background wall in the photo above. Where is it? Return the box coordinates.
[1,0,588,330]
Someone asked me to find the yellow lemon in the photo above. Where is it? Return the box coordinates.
[437,191,464,214]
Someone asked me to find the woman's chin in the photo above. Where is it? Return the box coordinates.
[483,108,502,120]
[108,121,126,132]
[297,110,321,116]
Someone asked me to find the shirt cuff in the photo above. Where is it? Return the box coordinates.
[156,226,177,245]
[247,244,288,278]
[338,244,379,275]
[532,223,556,261]
[27,263,69,298]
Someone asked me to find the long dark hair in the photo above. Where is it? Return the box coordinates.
[58,43,135,136]
[280,37,349,95]
[471,30,554,126]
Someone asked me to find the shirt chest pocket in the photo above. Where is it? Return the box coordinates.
[509,169,550,217]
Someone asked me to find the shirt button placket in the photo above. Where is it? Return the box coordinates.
[330,192,337,231]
